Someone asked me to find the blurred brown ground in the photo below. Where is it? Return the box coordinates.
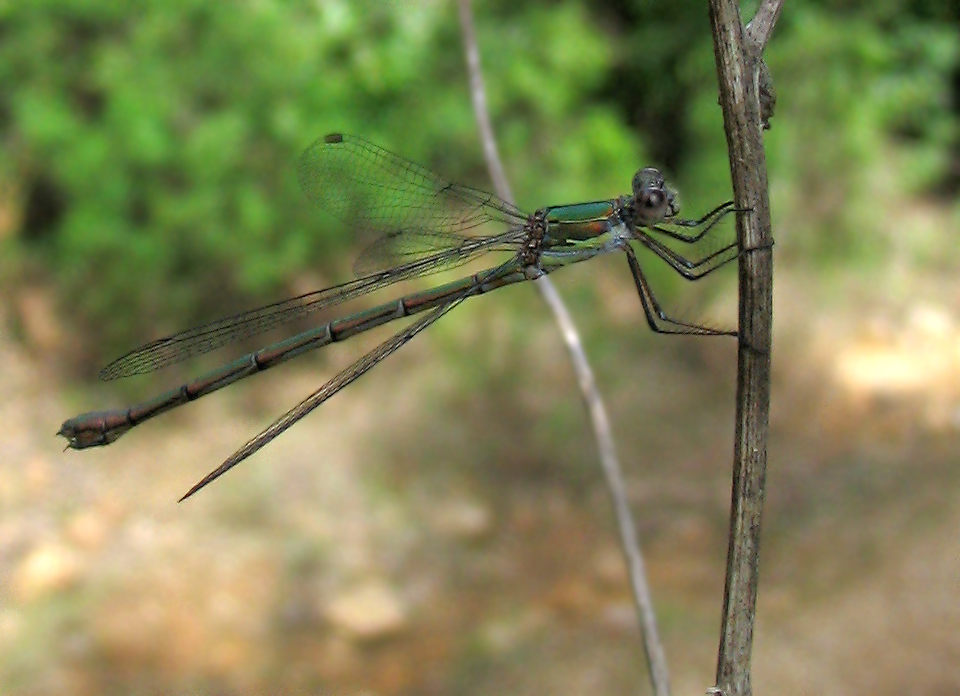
[3,237,960,695]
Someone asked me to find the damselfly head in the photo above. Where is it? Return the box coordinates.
[631,167,672,225]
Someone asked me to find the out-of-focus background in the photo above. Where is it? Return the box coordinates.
[2,0,959,694]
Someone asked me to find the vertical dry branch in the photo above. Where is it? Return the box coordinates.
[706,1,781,695]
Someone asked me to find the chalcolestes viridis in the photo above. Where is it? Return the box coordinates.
[59,133,739,500]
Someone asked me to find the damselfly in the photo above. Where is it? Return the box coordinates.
[59,133,738,500]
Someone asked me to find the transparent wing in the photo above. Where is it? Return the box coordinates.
[98,241,508,380]
[99,134,529,380]
[298,133,527,239]
[351,227,521,276]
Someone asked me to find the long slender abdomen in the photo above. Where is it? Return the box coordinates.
[58,264,530,450]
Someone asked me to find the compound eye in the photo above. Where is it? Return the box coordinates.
[635,189,668,224]
[640,189,665,210]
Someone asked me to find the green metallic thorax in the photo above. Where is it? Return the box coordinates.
[541,199,621,245]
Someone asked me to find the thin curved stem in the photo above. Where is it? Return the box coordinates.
[457,1,671,695]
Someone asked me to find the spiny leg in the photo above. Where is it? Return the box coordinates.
[623,245,736,337]
[634,230,739,280]
[641,231,772,280]
[656,201,739,243]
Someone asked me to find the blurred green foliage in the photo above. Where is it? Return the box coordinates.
[0,0,956,368]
